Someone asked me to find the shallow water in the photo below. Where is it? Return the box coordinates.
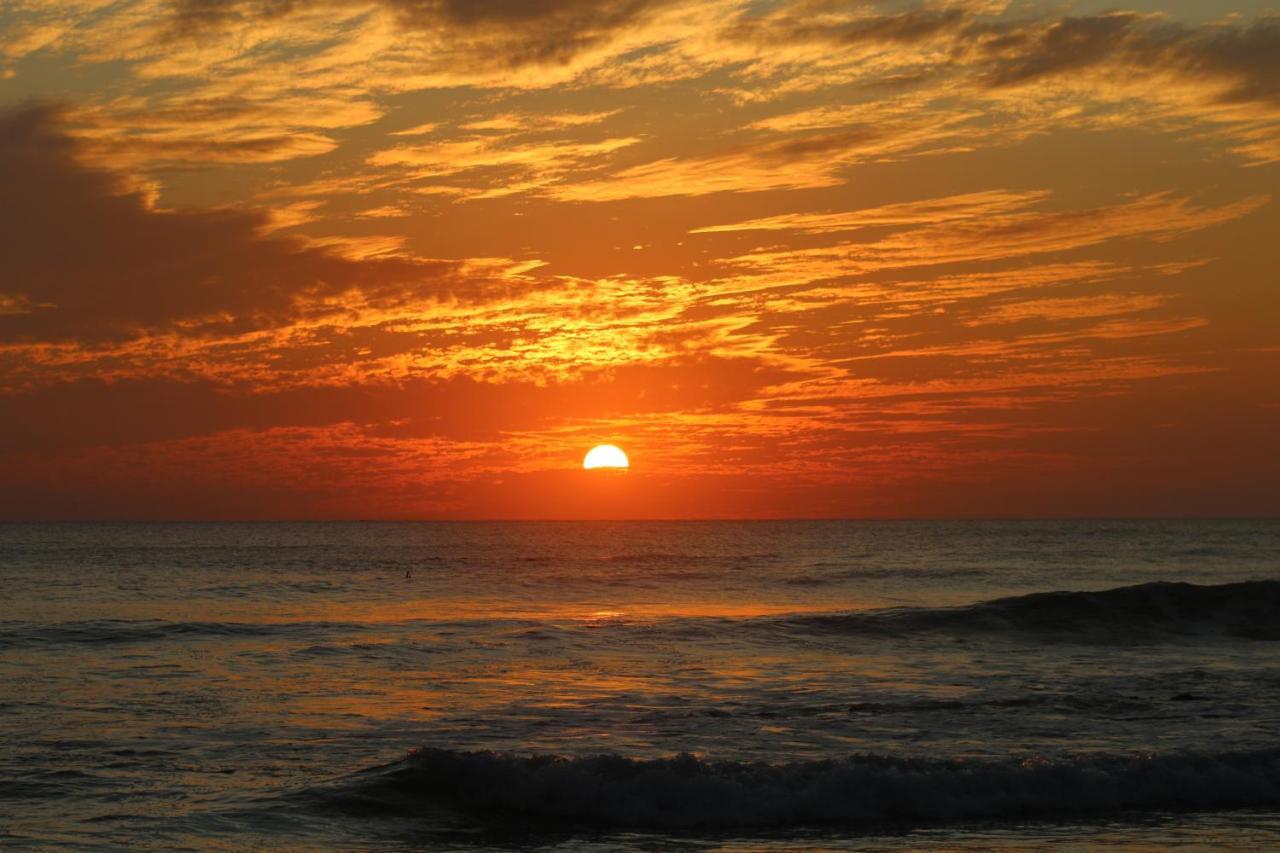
[1,520,1278,849]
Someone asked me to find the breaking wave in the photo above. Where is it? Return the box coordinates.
[320,747,1280,829]
[777,580,1280,641]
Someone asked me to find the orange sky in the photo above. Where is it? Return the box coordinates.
[0,0,1277,519]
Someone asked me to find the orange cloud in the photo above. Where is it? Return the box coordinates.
[0,105,521,345]
[1,2,1277,519]
[704,192,1269,286]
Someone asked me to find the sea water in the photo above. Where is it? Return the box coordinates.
[1,520,1278,849]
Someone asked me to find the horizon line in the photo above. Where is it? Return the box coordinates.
[2,516,1277,524]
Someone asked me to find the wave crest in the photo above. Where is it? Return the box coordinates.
[322,747,1280,829]
[783,580,1280,641]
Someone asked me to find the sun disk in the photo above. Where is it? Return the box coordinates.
[584,444,629,470]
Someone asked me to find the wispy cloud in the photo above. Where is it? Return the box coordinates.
[1,1,1277,517]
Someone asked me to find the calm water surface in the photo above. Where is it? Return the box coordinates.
[1,520,1278,849]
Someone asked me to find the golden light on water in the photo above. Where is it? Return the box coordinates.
[583,445,629,471]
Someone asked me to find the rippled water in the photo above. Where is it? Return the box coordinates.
[1,520,1278,849]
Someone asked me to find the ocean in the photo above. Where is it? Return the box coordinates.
[1,520,1278,849]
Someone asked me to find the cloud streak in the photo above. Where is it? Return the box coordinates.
[1,2,1277,517]
[0,104,529,345]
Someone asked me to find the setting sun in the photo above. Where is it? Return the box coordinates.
[583,445,629,471]
[2,0,1277,846]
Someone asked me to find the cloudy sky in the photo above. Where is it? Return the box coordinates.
[1,0,1277,518]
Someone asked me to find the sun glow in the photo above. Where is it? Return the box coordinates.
[583,444,629,470]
